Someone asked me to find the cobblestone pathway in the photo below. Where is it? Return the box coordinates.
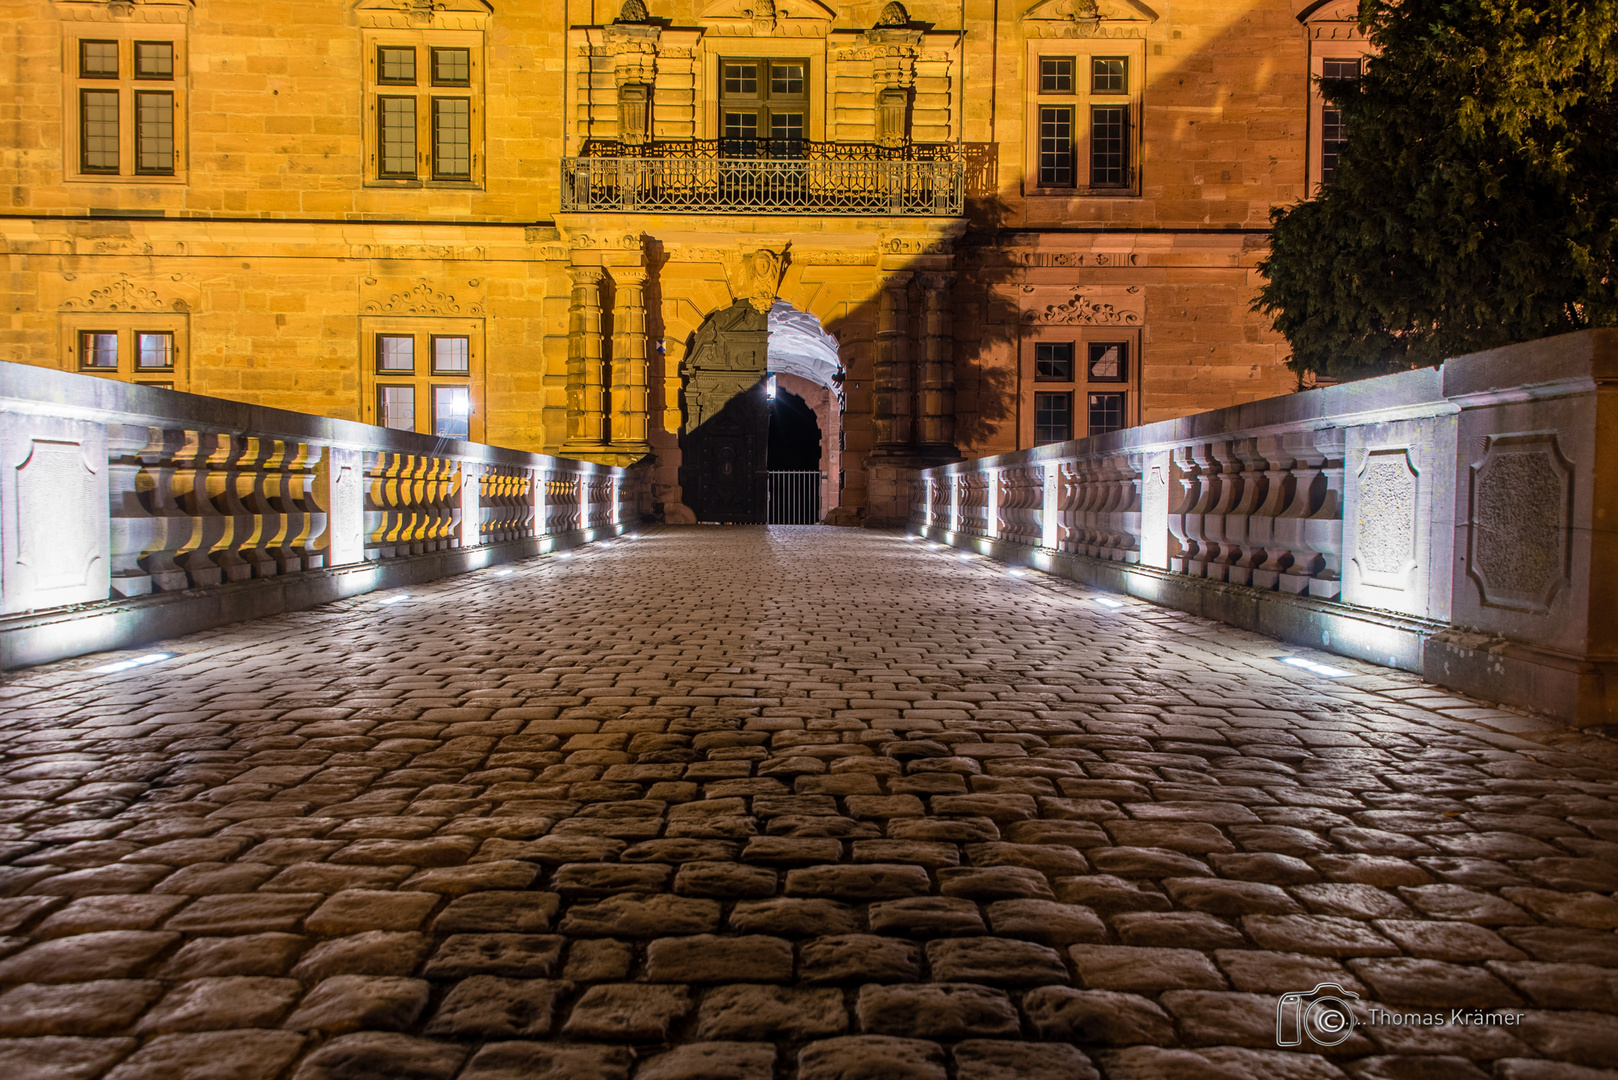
[1,526,1616,1080]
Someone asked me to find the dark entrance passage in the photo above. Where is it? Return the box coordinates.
[767,381,822,524]
[679,301,769,523]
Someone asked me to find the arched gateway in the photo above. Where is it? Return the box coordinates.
[677,299,843,523]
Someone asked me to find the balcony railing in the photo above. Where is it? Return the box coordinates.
[560,139,966,216]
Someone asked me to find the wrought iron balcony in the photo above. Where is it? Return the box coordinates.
[560,139,966,216]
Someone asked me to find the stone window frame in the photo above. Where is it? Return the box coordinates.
[1308,41,1374,192]
[60,21,188,185]
[1019,325,1141,446]
[1022,39,1143,198]
[59,312,190,392]
[359,317,485,441]
[361,29,485,189]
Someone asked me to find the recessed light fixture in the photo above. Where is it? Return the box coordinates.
[1008,568,1026,576]
[1280,656,1352,677]
[377,594,409,605]
[90,652,174,674]
[557,552,573,560]
[493,568,514,577]
[1093,597,1125,608]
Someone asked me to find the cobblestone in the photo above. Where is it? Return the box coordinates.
[1,526,1615,1077]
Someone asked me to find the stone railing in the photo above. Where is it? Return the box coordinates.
[1,361,640,667]
[911,330,1617,729]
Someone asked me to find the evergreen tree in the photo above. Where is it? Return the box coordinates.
[1256,0,1618,379]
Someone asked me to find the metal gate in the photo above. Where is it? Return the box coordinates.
[767,471,822,525]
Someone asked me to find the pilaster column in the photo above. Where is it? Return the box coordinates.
[872,272,914,454]
[610,265,650,453]
[564,265,606,450]
[918,272,956,455]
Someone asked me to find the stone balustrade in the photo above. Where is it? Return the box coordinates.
[911,331,1617,729]
[1,361,639,668]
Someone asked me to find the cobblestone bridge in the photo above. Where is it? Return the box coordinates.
[1,527,1615,1080]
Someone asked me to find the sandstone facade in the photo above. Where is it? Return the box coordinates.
[1,0,1370,519]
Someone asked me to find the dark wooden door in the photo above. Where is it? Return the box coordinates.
[682,381,768,523]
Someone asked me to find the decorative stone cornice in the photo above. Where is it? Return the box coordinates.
[361,279,485,317]
[62,277,183,312]
[353,0,491,31]
[1022,289,1142,325]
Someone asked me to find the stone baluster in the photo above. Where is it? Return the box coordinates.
[107,425,159,598]
[1306,428,1346,599]
[565,265,608,451]
[130,429,196,591]
[1112,453,1144,563]
[1079,455,1109,557]
[366,452,398,560]
[917,272,956,455]
[169,432,228,586]
[1180,444,1221,577]
[1223,438,1270,586]
[1094,455,1126,558]
[1056,460,1082,552]
[872,273,914,453]
[1275,430,1329,594]
[611,265,652,454]
[229,436,280,579]
[1166,445,1201,574]
[1202,440,1246,581]
[457,461,478,549]
[1250,435,1297,590]
[286,441,326,571]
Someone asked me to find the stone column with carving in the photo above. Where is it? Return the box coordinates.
[917,272,957,458]
[565,265,607,450]
[872,272,914,454]
[610,265,651,454]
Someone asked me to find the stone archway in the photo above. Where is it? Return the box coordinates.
[676,300,770,523]
[767,301,844,522]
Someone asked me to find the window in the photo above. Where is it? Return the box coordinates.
[69,36,183,180]
[1034,392,1073,444]
[1091,57,1127,94]
[433,386,471,439]
[80,331,118,369]
[379,386,416,431]
[1035,342,1074,381]
[1028,42,1140,194]
[135,90,174,175]
[367,37,482,185]
[80,40,118,78]
[80,91,119,173]
[1089,392,1126,435]
[135,42,173,79]
[1024,330,1138,445]
[432,335,469,373]
[1088,342,1127,382]
[1039,57,1074,93]
[1038,106,1075,187]
[65,321,187,387]
[377,335,415,371]
[1090,105,1129,186]
[362,323,481,440]
[1319,57,1362,185]
[136,332,174,370]
[720,57,810,157]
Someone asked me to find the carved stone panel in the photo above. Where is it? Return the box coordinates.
[320,448,366,568]
[1353,449,1418,591]
[1467,433,1573,613]
[2,421,110,615]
